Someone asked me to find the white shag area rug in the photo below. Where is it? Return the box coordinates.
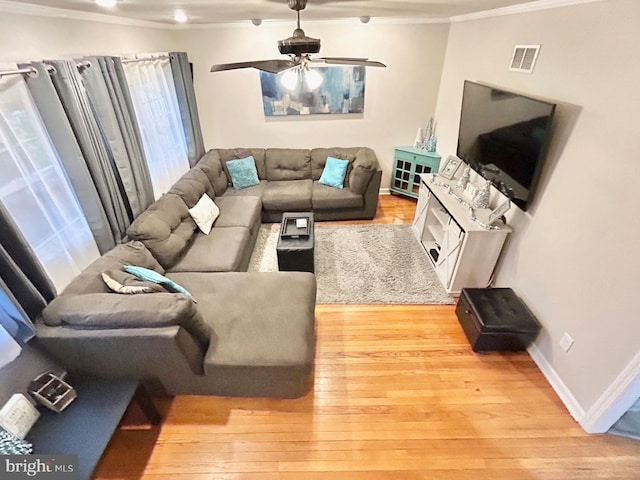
[248,223,454,305]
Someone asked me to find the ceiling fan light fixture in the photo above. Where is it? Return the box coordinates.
[174,9,188,23]
[305,68,323,90]
[280,69,299,91]
[359,16,371,24]
[95,0,117,8]
[251,18,262,26]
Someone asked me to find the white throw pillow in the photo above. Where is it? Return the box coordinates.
[188,193,219,235]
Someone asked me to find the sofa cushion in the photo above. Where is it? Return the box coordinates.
[168,227,251,273]
[42,293,210,348]
[318,157,349,189]
[168,168,215,208]
[196,150,228,196]
[126,194,198,269]
[216,148,267,180]
[188,193,219,234]
[101,270,166,294]
[265,149,311,181]
[214,196,262,231]
[349,147,379,194]
[312,181,364,210]
[221,180,267,198]
[62,241,164,296]
[349,166,375,195]
[262,180,313,211]
[167,271,316,371]
[227,156,260,190]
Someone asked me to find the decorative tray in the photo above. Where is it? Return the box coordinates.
[280,217,310,238]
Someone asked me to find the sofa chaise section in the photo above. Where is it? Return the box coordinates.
[36,242,317,398]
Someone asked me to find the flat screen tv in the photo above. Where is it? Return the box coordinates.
[457,81,556,211]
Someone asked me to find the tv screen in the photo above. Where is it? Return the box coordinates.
[457,81,556,211]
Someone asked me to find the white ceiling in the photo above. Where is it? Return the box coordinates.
[0,0,549,25]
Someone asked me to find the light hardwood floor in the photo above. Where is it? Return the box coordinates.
[95,194,639,480]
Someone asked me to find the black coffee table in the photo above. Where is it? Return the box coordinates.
[277,212,315,273]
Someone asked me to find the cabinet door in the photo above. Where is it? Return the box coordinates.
[435,219,464,289]
[411,181,430,239]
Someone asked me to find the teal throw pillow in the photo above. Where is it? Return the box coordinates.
[123,266,196,302]
[227,156,260,190]
[319,157,349,189]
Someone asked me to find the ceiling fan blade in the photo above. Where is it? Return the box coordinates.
[312,57,386,68]
[210,59,295,74]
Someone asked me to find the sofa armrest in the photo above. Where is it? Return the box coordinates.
[42,293,211,348]
[35,323,207,392]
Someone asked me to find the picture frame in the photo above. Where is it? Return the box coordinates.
[439,155,462,179]
[488,199,511,224]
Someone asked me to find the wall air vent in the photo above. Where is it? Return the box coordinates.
[509,44,540,73]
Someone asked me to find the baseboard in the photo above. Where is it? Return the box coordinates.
[580,349,640,433]
[379,188,391,195]
[527,342,586,424]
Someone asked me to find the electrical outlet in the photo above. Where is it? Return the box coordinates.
[560,332,574,352]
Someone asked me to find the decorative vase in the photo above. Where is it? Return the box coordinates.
[413,127,424,148]
[456,165,471,190]
[472,180,491,209]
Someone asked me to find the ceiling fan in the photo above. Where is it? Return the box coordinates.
[210,0,385,90]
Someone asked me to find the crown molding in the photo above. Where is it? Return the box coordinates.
[0,0,605,29]
[450,0,603,23]
[0,0,168,29]
[181,16,449,30]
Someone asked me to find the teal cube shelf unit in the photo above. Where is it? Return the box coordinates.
[390,147,441,199]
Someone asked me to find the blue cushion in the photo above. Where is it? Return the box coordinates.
[319,157,349,189]
[227,156,260,190]
[123,266,196,302]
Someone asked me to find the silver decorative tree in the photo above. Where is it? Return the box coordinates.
[456,165,471,190]
[472,180,491,209]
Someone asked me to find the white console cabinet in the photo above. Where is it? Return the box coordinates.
[412,174,512,294]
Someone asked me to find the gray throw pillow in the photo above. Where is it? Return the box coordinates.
[42,293,211,348]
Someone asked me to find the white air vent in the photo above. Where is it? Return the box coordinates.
[509,44,540,73]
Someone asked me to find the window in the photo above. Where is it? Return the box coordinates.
[123,57,189,198]
[0,70,100,292]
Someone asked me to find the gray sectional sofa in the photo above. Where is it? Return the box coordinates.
[207,146,381,222]
[35,147,381,398]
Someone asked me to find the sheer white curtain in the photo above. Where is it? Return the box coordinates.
[123,57,189,199]
[0,64,100,292]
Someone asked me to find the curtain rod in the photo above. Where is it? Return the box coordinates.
[121,54,171,64]
[0,66,38,79]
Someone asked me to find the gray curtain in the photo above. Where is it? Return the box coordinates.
[79,56,154,217]
[45,59,133,243]
[20,62,115,255]
[0,203,55,341]
[169,52,205,167]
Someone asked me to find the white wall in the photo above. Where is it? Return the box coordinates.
[0,12,175,61]
[174,21,450,187]
[435,0,640,416]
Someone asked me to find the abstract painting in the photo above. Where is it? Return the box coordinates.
[259,66,366,116]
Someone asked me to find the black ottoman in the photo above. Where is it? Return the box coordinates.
[455,288,541,352]
[277,212,315,273]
